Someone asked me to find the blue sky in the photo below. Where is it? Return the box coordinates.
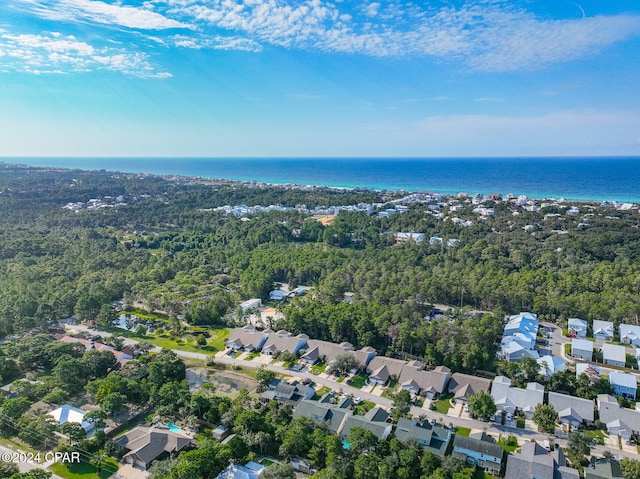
[1,0,639,157]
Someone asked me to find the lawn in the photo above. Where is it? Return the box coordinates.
[516,418,525,429]
[50,457,119,479]
[455,427,471,436]
[583,429,606,445]
[433,397,452,414]
[497,435,520,453]
[310,363,327,375]
[312,386,332,400]
[349,373,368,389]
[105,326,229,354]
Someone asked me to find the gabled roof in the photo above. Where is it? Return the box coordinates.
[393,418,451,456]
[367,356,406,379]
[572,338,593,352]
[609,371,637,389]
[597,394,640,434]
[398,363,451,395]
[548,391,594,423]
[48,405,93,431]
[619,324,640,341]
[341,414,391,440]
[537,355,565,376]
[568,318,587,329]
[505,442,579,479]
[293,400,352,435]
[593,320,614,337]
[453,434,504,459]
[490,376,544,413]
[602,343,626,363]
[586,459,624,479]
[116,426,192,466]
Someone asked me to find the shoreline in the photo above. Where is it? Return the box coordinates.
[2,158,639,205]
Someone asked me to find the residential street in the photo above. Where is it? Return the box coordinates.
[64,324,640,461]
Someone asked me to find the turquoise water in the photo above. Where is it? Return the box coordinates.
[167,422,181,433]
[5,157,640,202]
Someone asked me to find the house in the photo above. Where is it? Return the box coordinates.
[619,324,640,346]
[593,320,615,341]
[602,343,626,367]
[500,338,540,362]
[216,461,265,479]
[452,432,505,475]
[504,312,539,344]
[571,338,594,361]
[261,330,308,356]
[261,379,315,406]
[505,441,579,479]
[537,355,566,377]
[608,371,637,399]
[447,373,491,404]
[597,394,640,443]
[115,425,192,470]
[395,232,425,244]
[586,459,624,479]
[366,356,407,386]
[225,326,269,352]
[393,418,452,456]
[490,376,544,418]
[268,290,290,302]
[212,425,231,441]
[48,405,94,433]
[547,392,594,428]
[568,318,587,337]
[240,299,263,313]
[293,399,353,435]
[396,362,451,398]
[576,363,600,379]
[301,340,375,369]
[291,457,313,474]
[341,407,392,440]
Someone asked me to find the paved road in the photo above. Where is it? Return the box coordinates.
[66,325,640,460]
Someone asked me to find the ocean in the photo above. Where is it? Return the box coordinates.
[5,157,640,203]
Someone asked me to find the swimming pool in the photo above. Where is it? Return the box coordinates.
[167,422,181,433]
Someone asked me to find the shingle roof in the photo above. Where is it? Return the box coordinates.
[548,392,594,423]
[116,426,191,466]
[453,434,504,458]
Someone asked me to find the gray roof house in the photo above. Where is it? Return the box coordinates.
[447,373,492,403]
[226,326,269,352]
[619,324,640,347]
[366,356,407,386]
[602,343,626,367]
[115,425,192,470]
[261,379,315,406]
[586,459,624,479]
[568,318,588,338]
[261,330,308,356]
[505,441,579,479]
[593,320,614,341]
[300,340,376,368]
[453,432,505,475]
[597,394,640,443]
[500,340,540,362]
[293,399,353,435]
[547,391,594,428]
[341,407,392,440]
[398,363,451,398]
[393,418,452,456]
[571,338,594,361]
[490,376,544,418]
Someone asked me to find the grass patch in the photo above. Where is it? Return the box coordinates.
[310,363,327,375]
[583,429,606,445]
[312,386,332,400]
[433,397,452,414]
[349,373,368,389]
[261,459,275,466]
[336,377,344,383]
[516,418,525,429]
[564,344,572,356]
[497,435,520,453]
[50,457,119,479]
[456,427,471,436]
[122,308,168,320]
[102,326,229,354]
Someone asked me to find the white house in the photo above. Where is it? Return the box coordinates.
[598,394,640,443]
[609,371,637,399]
[568,318,587,337]
[571,338,593,361]
[619,324,640,347]
[537,355,565,377]
[48,405,94,433]
[602,343,626,367]
[490,376,544,418]
[593,320,614,341]
[240,298,262,313]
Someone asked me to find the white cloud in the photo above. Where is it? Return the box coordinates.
[0,30,171,77]
[15,0,193,30]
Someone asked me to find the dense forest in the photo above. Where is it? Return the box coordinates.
[1,163,640,374]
